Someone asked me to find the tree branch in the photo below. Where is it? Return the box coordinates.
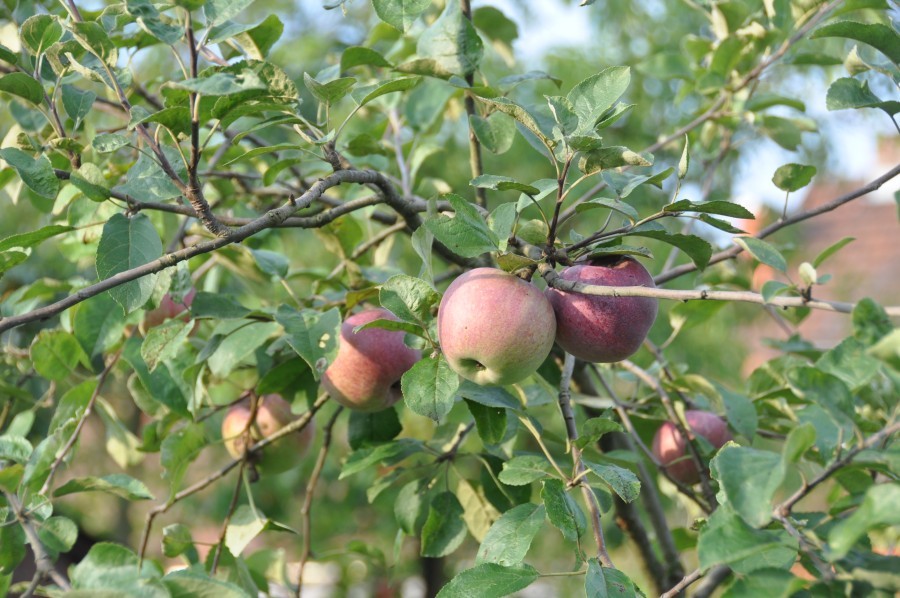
[3,491,72,596]
[295,407,343,598]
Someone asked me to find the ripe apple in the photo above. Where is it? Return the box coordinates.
[651,410,732,485]
[545,256,657,363]
[321,308,421,412]
[143,288,197,330]
[221,393,314,475]
[437,268,556,386]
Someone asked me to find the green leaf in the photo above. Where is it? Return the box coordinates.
[417,0,484,77]
[466,400,507,445]
[114,150,183,202]
[0,72,43,105]
[380,274,440,327]
[20,14,63,55]
[488,202,517,252]
[126,0,185,45]
[70,543,169,596]
[71,163,111,202]
[401,354,459,422]
[475,96,553,150]
[566,66,630,134]
[583,460,641,503]
[341,46,392,71]
[541,479,586,542]
[352,76,420,107]
[853,297,892,346]
[303,73,356,104]
[92,133,131,153]
[498,455,551,485]
[470,112,516,154]
[476,503,545,566]
[828,483,900,558]
[578,146,651,174]
[0,148,59,198]
[61,85,96,126]
[815,337,881,391]
[163,569,249,598]
[575,197,640,222]
[471,174,540,196]
[664,199,754,219]
[38,516,78,555]
[162,524,196,560]
[0,436,32,463]
[811,21,900,64]
[249,248,289,279]
[711,445,784,527]
[456,380,520,409]
[96,213,163,314]
[585,560,639,598]
[421,491,467,557]
[424,194,498,258]
[121,336,189,416]
[436,563,539,598]
[813,236,855,268]
[207,321,280,377]
[0,524,26,575]
[629,230,713,270]
[204,0,257,27]
[191,292,251,319]
[0,225,73,252]
[772,163,817,193]
[54,474,155,500]
[142,319,193,373]
[177,71,268,96]
[825,77,899,115]
[275,306,342,378]
[372,0,431,32]
[161,424,206,496]
[70,21,118,65]
[734,236,787,273]
[224,505,267,556]
[340,438,423,479]
[697,508,797,574]
[348,408,402,450]
[30,329,89,381]
[575,417,624,450]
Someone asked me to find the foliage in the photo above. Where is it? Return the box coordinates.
[0,0,898,596]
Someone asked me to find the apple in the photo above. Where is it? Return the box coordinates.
[545,256,657,363]
[651,410,732,485]
[321,308,421,412]
[222,393,314,475]
[143,288,197,330]
[437,268,556,386]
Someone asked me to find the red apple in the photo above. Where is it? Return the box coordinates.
[437,268,556,386]
[143,288,197,330]
[545,256,657,363]
[321,308,421,412]
[221,393,314,475]
[651,410,732,485]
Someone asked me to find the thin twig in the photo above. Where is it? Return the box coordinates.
[138,395,329,565]
[296,407,343,598]
[3,491,72,595]
[558,353,614,567]
[459,0,486,208]
[661,567,703,598]
[39,348,124,496]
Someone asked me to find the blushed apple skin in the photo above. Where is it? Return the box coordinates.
[143,288,197,330]
[437,268,556,386]
[321,308,421,412]
[651,410,732,485]
[222,394,314,475]
[545,256,658,363]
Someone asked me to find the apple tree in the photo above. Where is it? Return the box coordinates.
[0,0,898,596]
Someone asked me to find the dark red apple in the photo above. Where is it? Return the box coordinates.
[545,256,657,363]
[143,288,197,330]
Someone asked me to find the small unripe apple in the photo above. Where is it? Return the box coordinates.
[651,410,732,485]
[221,394,314,475]
[438,268,556,386]
[144,288,197,330]
[545,256,657,363]
[321,308,421,412]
